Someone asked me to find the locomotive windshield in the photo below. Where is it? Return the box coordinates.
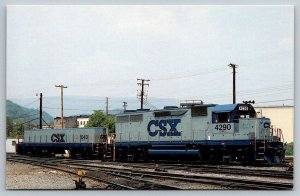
[215,113,230,123]
[212,104,257,123]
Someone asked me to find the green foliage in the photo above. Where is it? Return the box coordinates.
[6,117,14,136]
[102,115,115,133]
[85,110,115,133]
[285,142,293,156]
[8,119,25,138]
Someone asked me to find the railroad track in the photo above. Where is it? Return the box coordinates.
[63,162,293,190]
[152,163,293,179]
[6,154,179,190]
[91,161,293,180]
[7,154,293,190]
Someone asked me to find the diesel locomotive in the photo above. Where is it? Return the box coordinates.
[16,102,285,164]
[114,102,285,163]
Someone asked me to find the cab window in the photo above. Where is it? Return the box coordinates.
[216,113,230,123]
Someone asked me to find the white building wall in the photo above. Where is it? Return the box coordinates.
[6,139,23,153]
[77,117,90,128]
[254,106,294,143]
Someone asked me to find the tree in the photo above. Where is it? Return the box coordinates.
[285,142,293,156]
[103,115,115,133]
[6,117,14,137]
[85,110,115,133]
[10,119,25,138]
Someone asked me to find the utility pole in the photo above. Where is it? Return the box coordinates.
[137,78,150,110]
[122,101,128,111]
[105,97,109,115]
[55,85,67,128]
[228,63,238,104]
[39,93,42,129]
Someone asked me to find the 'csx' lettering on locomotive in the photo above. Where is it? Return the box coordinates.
[147,119,181,137]
[51,134,65,142]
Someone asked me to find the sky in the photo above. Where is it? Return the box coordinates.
[6,5,294,107]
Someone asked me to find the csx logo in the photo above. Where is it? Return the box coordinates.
[51,134,65,142]
[147,119,181,137]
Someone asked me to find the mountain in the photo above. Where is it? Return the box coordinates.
[6,100,54,125]
[10,96,179,117]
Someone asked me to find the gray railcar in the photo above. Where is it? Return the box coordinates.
[17,127,108,159]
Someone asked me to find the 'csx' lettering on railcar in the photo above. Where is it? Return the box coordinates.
[147,119,181,137]
[51,134,65,142]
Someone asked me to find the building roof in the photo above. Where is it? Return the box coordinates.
[54,115,91,119]
[254,105,294,109]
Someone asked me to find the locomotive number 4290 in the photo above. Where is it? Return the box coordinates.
[214,124,231,131]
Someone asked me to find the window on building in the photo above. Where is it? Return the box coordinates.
[12,141,16,146]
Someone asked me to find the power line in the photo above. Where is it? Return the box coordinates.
[9,108,39,119]
[42,118,51,127]
[151,67,226,81]
[22,99,39,107]
[43,106,94,112]
[11,118,39,128]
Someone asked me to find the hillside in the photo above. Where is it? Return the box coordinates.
[6,100,54,125]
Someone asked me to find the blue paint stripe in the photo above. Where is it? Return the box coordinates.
[115,140,261,147]
[18,143,93,148]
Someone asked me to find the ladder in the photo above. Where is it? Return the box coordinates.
[254,121,266,162]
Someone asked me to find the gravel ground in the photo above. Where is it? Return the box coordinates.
[6,161,107,190]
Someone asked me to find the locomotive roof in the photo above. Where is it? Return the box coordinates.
[212,103,253,113]
[116,104,216,116]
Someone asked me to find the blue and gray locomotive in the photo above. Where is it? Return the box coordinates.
[114,102,285,163]
[16,102,285,164]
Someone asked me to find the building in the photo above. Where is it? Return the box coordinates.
[54,116,77,129]
[6,139,22,153]
[77,115,91,128]
[54,115,90,129]
[254,106,294,143]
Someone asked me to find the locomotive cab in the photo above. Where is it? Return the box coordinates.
[210,103,283,163]
[211,103,269,140]
[211,104,257,139]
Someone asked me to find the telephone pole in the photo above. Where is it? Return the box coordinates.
[122,101,128,111]
[55,85,67,128]
[228,63,238,104]
[105,97,109,115]
[137,78,150,110]
[39,93,42,129]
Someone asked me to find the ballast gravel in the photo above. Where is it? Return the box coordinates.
[6,161,107,190]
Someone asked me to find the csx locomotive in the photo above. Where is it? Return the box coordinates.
[16,102,285,164]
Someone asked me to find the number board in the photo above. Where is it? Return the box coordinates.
[214,123,233,133]
[239,106,249,111]
[80,134,89,143]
